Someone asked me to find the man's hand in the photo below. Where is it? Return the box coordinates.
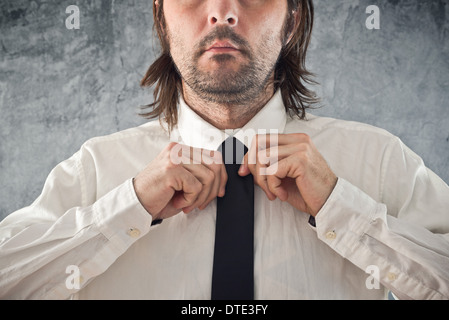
[239,133,337,217]
[133,142,227,221]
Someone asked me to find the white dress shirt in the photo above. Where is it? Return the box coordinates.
[1,90,448,300]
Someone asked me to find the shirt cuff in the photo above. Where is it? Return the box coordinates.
[92,178,154,253]
[313,177,386,258]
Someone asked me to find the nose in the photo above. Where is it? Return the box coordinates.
[208,1,238,27]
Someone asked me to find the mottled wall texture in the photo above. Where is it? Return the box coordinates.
[1,0,448,220]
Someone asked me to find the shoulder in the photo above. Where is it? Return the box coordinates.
[284,113,415,173]
[82,120,169,148]
[285,113,399,146]
[75,120,171,162]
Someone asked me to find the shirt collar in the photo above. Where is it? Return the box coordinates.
[175,90,287,151]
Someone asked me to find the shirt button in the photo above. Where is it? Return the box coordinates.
[127,227,141,238]
[325,230,337,240]
[387,272,398,281]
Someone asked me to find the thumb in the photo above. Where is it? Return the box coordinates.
[268,175,289,202]
[171,172,202,210]
[238,153,250,176]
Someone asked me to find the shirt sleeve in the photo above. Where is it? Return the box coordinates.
[313,137,449,300]
[0,144,153,299]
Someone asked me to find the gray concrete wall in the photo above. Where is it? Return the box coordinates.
[1,0,448,220]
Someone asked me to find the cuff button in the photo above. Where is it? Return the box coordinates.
[325,230,337,240]
[127,227,141,238]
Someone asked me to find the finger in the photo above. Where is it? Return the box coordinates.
[255,156,277,201]
[246,134,261,172]
[182,163,215,213]
[266,154,302,202]
[241,136,276,200]
[200,147,227,199]
[200,149,221,198]
[241,134,260,178]
[248,149,276,201]
[176,146,226,211]
[239,152,250,176]
[262,144,304,165]
[199,164,224,210]
[266,168,288,201]
[248,133,278,152]
[207,149,227,198]
[156,201,180,219]
[172,144,206,165]
[171,169,203,210]
[246,133,277,173]
[198,149,226,208]
[250,133,312,157]
[218,161,227,197]
[255,135,315,175]
[276,133,312,146]
[184,148,226,210]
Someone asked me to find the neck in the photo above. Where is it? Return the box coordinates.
[181,80,275,130]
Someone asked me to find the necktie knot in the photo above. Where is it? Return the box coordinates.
[218,137,248,165]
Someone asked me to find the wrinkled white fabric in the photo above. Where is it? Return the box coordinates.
[1,91,448,300]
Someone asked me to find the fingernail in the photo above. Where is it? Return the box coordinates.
[183,207,192,214]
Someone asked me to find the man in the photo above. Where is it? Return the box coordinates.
[0,0,448,300]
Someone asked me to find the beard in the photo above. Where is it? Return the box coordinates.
[169,26,282,105]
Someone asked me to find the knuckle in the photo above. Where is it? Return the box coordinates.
[166,141,179,151]
[254,175,264,186]
[190,178,202,193]
[197,191,208,203]
[211,162,222,173]
[302,133,312,143]
[195,177,203,188]
[301,144,312,157]
[296,142,311,155]
[162,160,177,172]
[257,149,269,162]
[205,169,215,183]
[294,132,310,142]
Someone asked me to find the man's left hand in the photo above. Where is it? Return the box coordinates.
[239,133,337,217]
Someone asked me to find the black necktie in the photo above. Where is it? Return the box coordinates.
[211,137,254,300]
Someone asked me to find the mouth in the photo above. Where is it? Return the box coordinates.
[205,40,240,54]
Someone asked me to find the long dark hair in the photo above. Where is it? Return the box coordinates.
[140,0,318,132]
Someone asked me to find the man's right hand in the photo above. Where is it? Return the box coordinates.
[133,142,227,221]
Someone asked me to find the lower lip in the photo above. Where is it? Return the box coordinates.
[206,47,239,54]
